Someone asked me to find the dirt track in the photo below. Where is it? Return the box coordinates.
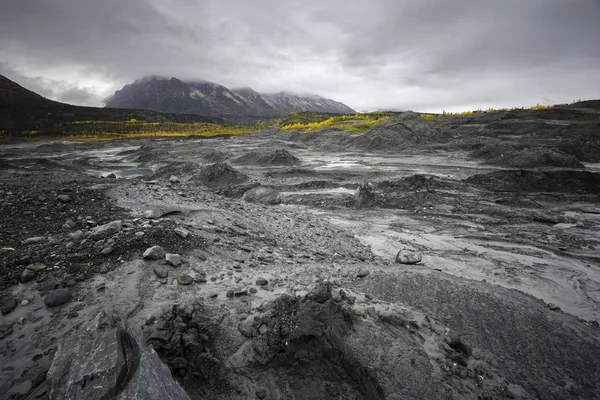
[1,108,600,399]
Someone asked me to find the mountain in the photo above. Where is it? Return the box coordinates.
[105,76,355,117]
[0,74,216,134]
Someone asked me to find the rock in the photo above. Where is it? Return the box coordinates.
[533,212,559,224]
[226,290,235,298]
[23,236,45,245]
[153,266,169,279]
[44,288,71,307]
[63,218,77,229]
[143,246,166,260]
[242,186,281,205]
[308,281,332,303]
[356,267,370,278]
[100,247,113,255]
[1,299,18,315]
[354,182,375,208]
[56,194,71,203]
[27,263,47,272]
[174,227,190,238]
[9,380,32,397]
[395,249,423,264]
[169,175,180,183]
[177,275,193,285]
[165,253,182,267]
[69,230,84,240]
[21,299,30,306]
[47,311,191,400]
[20,268,37,283]
[255,277,268,286]
[238,318,254,338]
[444,331,462,347]
[548,303,561,311]
[89,220,123,240]
[331,290,343,302]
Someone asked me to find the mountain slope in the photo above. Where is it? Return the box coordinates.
[0,74,216,134]
[105,76,355,117]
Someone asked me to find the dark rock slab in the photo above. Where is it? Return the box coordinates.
[47,310,190,400]
[44,288,71,307]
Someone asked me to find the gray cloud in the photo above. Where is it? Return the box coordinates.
[1,0,599,112]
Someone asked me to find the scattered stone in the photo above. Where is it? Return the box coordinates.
[166,253,182,267]
[444,331,462,347]
[331,290,343,302]
[89,220,123,240]
[1,299,18,315]
[27,263,47,272]
[100,246,113,255]
[56,194,71,203]
[356,267,370,278]
[308,281,332,303]
[174,227,190,238]
[170,175,180,183]
[226,290,235,298]
[20,268,37,283]
[153,266,169,279]
[177,275,193,285]
[242,186,281,205]
[143,245,166,260]
[395,249,423,265]
[69,230,84,240]
[238,318,254,338]
[21,299,30,306]
[255,277,268,286]
[44,288,71,307]
[23,236,45,245]
[548,303,561,311]
[249,287,258,294]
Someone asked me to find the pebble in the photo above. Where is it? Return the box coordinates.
[170,175,180,183]
[395,249,423,265]
[100,247,113,255]
[20,268,37,283]
[255,277,268,286]
[174,227,190,238]
[56,194,71,203]
[165,253,182,267]
[153,266,169,279]
[356,268,370,278]
[21,299,30,306]
[177,275,193,285]
[143,245,166,260]
[23,236,45,245]
[44,288,71,307]
[1,299,18,315]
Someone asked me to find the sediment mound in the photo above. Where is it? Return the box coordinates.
[192,162,248,187]
[233,148,301,166]
[465,170,600,194]
[347,113,446,151]
[472,144,584,168]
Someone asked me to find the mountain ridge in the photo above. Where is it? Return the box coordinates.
[105,76,355,117]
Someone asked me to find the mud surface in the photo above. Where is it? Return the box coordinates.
[1,109,600,399]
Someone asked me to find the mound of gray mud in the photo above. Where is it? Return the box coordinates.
[472,145,584,168]
[233,148,301,166]
[192,162,248,187]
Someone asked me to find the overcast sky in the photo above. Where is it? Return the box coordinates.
[1,0,599,112]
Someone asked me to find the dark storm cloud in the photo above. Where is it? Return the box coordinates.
[1,0,599,111]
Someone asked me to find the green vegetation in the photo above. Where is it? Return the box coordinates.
[278,111,398,132]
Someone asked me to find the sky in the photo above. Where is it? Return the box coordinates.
[1,0,599,113]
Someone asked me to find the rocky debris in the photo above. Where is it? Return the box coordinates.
[143,245,166,260]
[395,249,423,264]
[354,182,375,208]
[174,227,190,238]
[56,194,71,203]
[20,268,37,283]
[233,148,301,166]
[47,311,190,400]
[177,275,193,285]
[170,175,180,183]
[89,220,123,240]
[44,288,71,307]
[255,277,268,286]
[532,212,559,224]
[165,253,182,267]
[242,186,281,205]
[153,266,169,279]
[193,162,248,187]
[23,236,45,245]
[1,298,18,315]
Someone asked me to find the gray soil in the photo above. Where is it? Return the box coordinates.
[1,105,600,399]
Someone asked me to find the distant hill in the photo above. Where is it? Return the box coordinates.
[105,76,355,117]
[0,74,216,134]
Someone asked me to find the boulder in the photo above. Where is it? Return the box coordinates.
[89,220,123,240]
[45,288,71,307]
[242,186,281,205]
[395,250,423,265]
[143,246,166,260]
[47,311,190,400]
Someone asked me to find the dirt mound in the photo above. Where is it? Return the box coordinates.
[347,113,447,151]
[472,144,584,168]
[192,162,248,187]
[233,148,301,166]
[380,174,466,192]
[465,170,600,194]
[199,149,226,163]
